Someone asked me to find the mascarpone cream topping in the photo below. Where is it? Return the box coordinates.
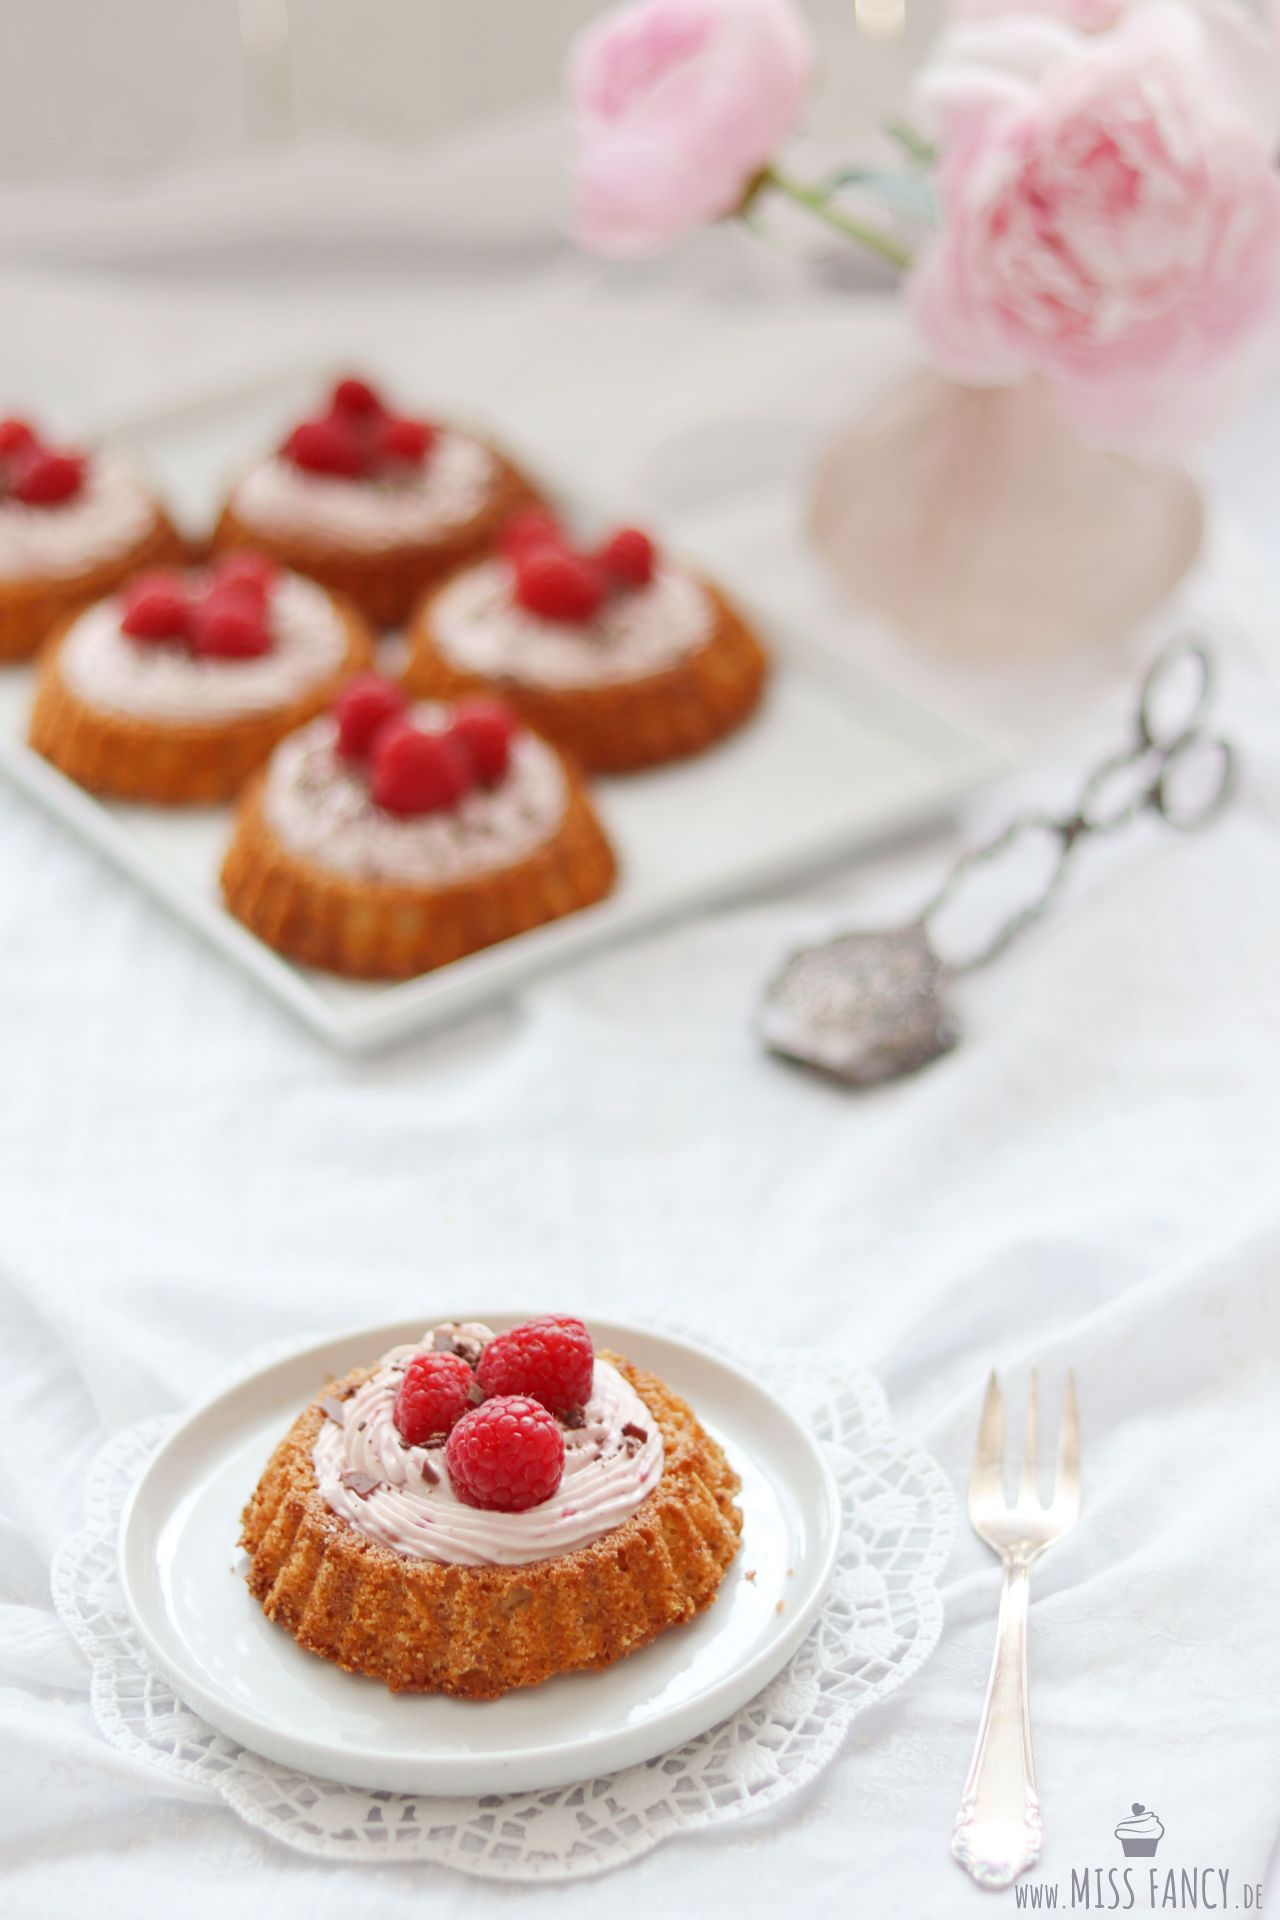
[262,703,568,884]
[429,558,716,689]
[313,1324,665,1567]
[229,431,498,551]
[58,571,347,723]
[0,451,159,583]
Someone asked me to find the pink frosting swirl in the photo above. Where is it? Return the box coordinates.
[313,1325,665,1568]
[229,431,497,552]
[0,451,158,582]
[262,704,568,885]
[430,558,715,688]
[58,571,346,722]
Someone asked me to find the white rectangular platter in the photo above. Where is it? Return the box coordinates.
[0,377,1007,1053]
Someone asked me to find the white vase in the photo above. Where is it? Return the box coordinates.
[809,371,1204,656]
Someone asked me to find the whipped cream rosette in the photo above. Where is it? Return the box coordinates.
[231,431,497,553]
[59,569,348,723]
[0,449,158,582]
[315,1323,665,1567]
[428,557,716,689]
[261,704,569,886]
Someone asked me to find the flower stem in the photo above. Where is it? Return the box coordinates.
[884,119,938,170]
[761,165,913,271]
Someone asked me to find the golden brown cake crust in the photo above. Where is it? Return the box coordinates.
[27,594,374,806]
[220,750,617,979]
[211,450,541,629]
[240,1352,742,1699]
[0,509,186,665]
[403,579,770,774]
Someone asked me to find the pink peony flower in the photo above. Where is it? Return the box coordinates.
[909,1,1280,444]
[568,0,815,257]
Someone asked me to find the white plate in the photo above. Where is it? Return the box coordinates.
[118,1317,841,1796]
[0,371,1006,1051]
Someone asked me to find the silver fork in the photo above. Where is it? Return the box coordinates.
[952,1369,1081,1891]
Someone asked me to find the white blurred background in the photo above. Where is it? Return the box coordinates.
[0,0,939,182]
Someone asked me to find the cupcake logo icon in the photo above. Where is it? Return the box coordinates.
[1115,1802,1164,1857]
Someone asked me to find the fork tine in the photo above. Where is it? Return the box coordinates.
[1019,1368,1040,1507]
[1053,1369,1081,1513]
[970,1370,1004,1508]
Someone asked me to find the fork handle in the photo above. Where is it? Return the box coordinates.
[951,1561,1042,1890]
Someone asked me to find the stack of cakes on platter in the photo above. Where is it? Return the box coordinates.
[9,371,774,979]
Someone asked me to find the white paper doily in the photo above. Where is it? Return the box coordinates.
[50,1341,954,1883]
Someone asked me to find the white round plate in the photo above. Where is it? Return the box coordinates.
[118,1316,841,1797]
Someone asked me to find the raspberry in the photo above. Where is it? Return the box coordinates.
[283,417,366,478]
[376,415,436,466]
[476,1315,594,1415]
[120,571,191,643]
[598,526,655,590]
[499,508,563,563]
[190,590,273,659]
[334,673,407,761]
[331,375,384,418]
[12,449,85,506]
[0,418,37,459]
[371,719,473,817]
[213,551,278,604]
[445,1395,565,1512]
[449,698,516,787]
[513,547,603,623]
[393,1350,475,1446]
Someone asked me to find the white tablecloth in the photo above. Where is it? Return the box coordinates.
[1,122,1278,1919]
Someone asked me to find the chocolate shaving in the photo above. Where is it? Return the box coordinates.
[622,1423,648,1443]
[432,1328,483,1369]
[420,1458,440,1486]
[559,1406,586,1430]
[467,1380,485,1407]
[356,1421,367,1432]
[319,1397,346,1425]
[339,1469,381,1499]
